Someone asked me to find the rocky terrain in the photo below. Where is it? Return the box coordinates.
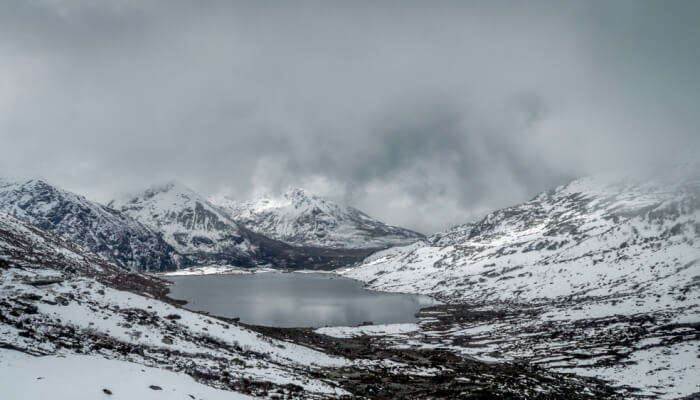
[211,187,424,249]
[0,178,185,271]
[1,171,698,398]
[340,170,700,398]
[0,212,352,398]
[0,210,626,399]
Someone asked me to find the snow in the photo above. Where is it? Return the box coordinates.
[110,182,257,262]
[0,349,255,400]
[315,323,420,338]
[0,269,351,396]
[340,171,700,398]
[3,171,699,399]
[566,342,700,398]
[160,265,277,276]
[211,187,424,249]
[0,177,181,271]
[0,212,352,398]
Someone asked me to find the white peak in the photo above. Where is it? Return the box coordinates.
[146,181,195,196]
[220,186,423,249]
[135,181,205,203]
[282,187,320,202]
[208,193,239,208]
[284,187,310,196]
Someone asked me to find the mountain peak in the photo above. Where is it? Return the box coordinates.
[284,186,310,196]
[110,182,259,266]
[143,180,197,197]
[213,188,424,249]
[283,187,317,200]
[0,176,184,270]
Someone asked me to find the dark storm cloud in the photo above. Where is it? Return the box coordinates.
[1,0,698,232]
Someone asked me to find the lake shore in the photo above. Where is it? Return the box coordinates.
[157,265,338,277]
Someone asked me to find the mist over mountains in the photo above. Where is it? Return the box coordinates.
[0,177,427,271]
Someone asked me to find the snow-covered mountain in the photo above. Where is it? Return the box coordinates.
[0,212,351,398]
[0,211,633,399]
[344,171,699,303]
[110,182,375,269]
[4,174,694,397]
[0,178,185,271]
[109,182,261,267]
[340,170,700,397]
[211,187,424,249]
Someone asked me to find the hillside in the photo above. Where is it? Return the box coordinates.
[0,178,184,271]
[340,171,700,398]
[0,211,623,399]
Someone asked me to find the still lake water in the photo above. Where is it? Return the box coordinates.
[166,273,439,328]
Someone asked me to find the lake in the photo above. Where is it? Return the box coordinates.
[166,272,439,328]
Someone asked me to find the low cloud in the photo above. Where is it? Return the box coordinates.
[1,1,698,232]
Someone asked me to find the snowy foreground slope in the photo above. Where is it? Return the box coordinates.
[340,171,700,398]
[0,178,184,271]
[211,187,424,249]
[0,350,255,400]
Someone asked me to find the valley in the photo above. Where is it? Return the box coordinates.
[1,171,698,399]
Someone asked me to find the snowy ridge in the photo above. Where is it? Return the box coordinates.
[0,178,184,271]
[111,183,387,270]
[110,182,260,267]
[211,187,424,249]
[341,171,700,398]
[345,172,700,303]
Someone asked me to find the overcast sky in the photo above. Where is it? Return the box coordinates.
[1,1,698,233]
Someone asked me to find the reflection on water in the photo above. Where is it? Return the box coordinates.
[167,273,439,328]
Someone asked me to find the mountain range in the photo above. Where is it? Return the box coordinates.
[340,169,700,396]
[0,178,185,271]
[0,177,423,271]
[0,169,698,397]
[210,187,424,249]
[344,170,699,303]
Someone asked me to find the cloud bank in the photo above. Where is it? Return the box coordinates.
[1,0,698,232]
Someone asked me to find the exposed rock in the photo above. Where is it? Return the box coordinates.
[0,178,187,271]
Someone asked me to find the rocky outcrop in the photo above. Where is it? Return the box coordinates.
[0,178,185,271]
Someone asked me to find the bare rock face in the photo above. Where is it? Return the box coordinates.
[0,178,186,271]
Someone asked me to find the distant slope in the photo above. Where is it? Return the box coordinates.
[111,183,376,269]
[340,170,700,397]
[0,178,185,271]
[211,187,424,249]
[344,171,700,303]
